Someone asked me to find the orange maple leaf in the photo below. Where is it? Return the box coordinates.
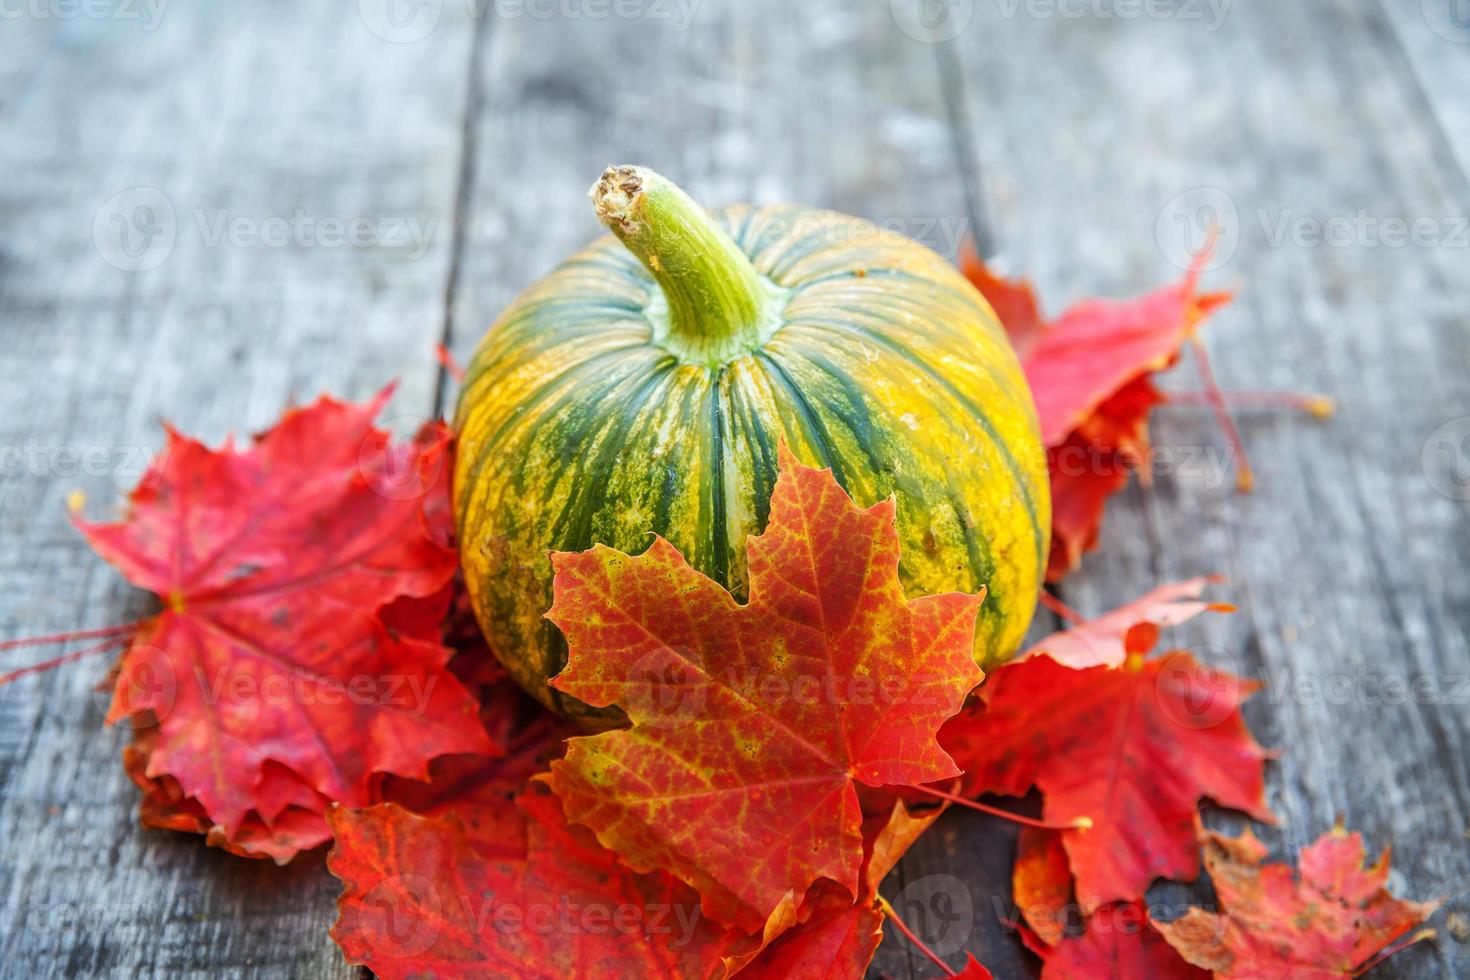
[1155,827,1439,978]
[542,447,984,932]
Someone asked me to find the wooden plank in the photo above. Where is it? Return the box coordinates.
[1378,0,1470,185]
[0,3,481,975]
[946,2,1470,976]
[3,3,1464,978]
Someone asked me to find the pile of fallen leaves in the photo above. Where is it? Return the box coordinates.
[5,251,1438,979]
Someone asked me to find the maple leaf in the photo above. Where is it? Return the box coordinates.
[328,777,766,980]
[331,743,940,980]
[941,623,1272,912]
[1027,578,1232,669]
[1028,901,1210,979]
[738,884,884,980]
[961,249,1234,581]
[123,729,334,862]
[1154,827,1439,978]
[542,446,985,933]
[739,798,945,978]
[1012,827,1073,948]
[952,955,997,979]
[76,391,494,838]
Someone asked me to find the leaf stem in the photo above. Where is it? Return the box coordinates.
[908,783,1092,831]
[878,895,959,977]
[0,635,131,687]
[1351,927,1436,976]
[1037,590,1086,626]
[1162,389,1335,419]
[1187,336,1255,493]
[0,621,141,652]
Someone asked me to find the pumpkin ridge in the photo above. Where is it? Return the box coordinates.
[751,350,847,489]
[780,313,1044,562]
[706,368,731,587]
[542,361,676,551]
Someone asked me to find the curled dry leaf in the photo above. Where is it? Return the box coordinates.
[123,728,333,863]
[543,447,984,933]
[76,391,495,848]
[1154,826,1439,978]
[942,622,1272,912]
[1026,577,1233,669]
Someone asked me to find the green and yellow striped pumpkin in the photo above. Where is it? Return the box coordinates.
[454,166,1049,725]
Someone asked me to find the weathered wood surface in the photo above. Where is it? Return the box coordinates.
[1,1,1467,976]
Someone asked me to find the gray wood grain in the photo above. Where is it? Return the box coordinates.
[2,1,1467,978]
[945,1,1470,976]
[0,1,478,975]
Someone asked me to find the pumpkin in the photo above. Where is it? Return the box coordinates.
[454,166,1049,725]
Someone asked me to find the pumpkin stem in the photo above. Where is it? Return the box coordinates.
[591,165,783,368]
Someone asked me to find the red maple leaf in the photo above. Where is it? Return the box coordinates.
[542,447,984,933]
[1028,901,1210,979]
[738,883,884,980]
[961,250,1235,581]
[744,797,949,976]
[1027,578,1233,669]
[123,728,333,862]
[941,621,1272,912]
[76,391,494,839]
[329,777,765,979]
[1154,827,1439,978]
[330,749,941,979]
[741,798,952,978]
[950,955,997,979]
